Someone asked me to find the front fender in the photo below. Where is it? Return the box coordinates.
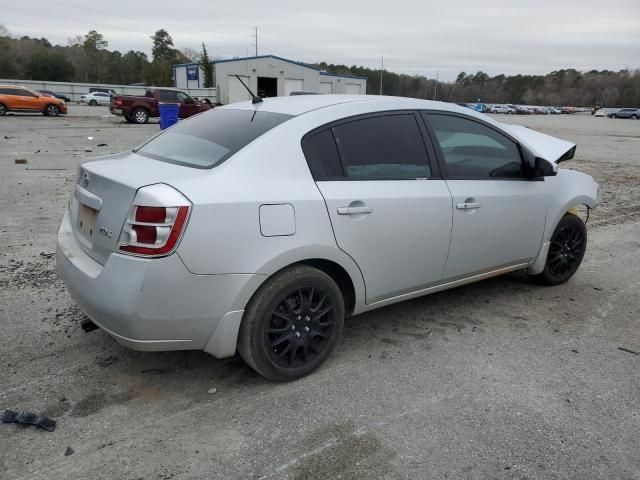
[527,169,599,274]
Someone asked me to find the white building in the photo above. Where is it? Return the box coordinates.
[173,54,367,104]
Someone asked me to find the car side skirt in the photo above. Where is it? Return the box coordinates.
[358,262,530,313]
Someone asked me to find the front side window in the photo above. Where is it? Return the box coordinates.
[424,113,524,178]
[331,114,431,179]
[136,108,292,168]
[176,92,190,103]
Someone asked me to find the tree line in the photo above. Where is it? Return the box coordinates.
[319,63,640,107]
[0,26,204,87]
[0,25,638,107]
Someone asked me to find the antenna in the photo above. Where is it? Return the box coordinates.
[251,26,258,56]
[235,74,262,104]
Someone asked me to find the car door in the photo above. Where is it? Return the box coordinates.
[302,112,453,303]
[12,88,38,110]
[422,112,546,279]
[176,91,198,117]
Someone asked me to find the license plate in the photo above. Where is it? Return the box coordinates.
[78,204,98,239]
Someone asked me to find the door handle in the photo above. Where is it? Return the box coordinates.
[456,202,482,210]
[337,206,373,215]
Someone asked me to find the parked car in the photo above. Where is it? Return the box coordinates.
[110,88,211,124]
[57,95,600,381]
[89,87,117,96]
[514,105,532,114]
[36,90,71,103]
[561,107,576,114]
[0,85,68,116]
[81,92,112,106]
[489,105,515,114]
[608,108,639,119]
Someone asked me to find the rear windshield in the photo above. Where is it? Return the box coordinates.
[135,109,293,168]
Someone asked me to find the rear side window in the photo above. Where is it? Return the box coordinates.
[159,90,178,102]
[301,130,344,180]
[424,114,524,178]
[136,109,292,168]
[332,114,431,179]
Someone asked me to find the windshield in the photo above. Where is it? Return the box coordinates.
[136,109,293,168]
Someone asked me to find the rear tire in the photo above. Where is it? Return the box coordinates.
[132,108,149,124]
[530,213,587,286]
[632,115,638,120]
[44,104,60,117]
[0,103,6,116]
[237,266,345,381]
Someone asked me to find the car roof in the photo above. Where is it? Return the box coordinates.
[219,94,478,117]
[0,85,28,89]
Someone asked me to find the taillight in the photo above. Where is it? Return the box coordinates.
[118,184,191,257]
[115,99,123,107]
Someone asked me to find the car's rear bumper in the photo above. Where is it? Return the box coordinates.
[109,107,124,116]
[56,210,259,354]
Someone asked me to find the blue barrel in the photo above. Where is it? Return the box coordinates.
[159,103,180,130]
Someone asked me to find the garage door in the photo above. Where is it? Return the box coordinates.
[345,83,361,94]
[228,75,251,104]
[319,82,332,94]
[284,79,304,96]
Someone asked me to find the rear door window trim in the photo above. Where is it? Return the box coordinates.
[302,110,440,181]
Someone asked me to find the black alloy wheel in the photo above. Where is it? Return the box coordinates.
[530,213,587,285]
[237,265,345,381]
[266,287,336,369]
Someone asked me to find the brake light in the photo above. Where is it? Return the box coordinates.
[118,185,191,257]
[115,99,123,107]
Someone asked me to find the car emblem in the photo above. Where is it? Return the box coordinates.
[82,171,90,188]
[99,226,113,238]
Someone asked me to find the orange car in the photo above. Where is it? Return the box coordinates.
[0,85,68,116]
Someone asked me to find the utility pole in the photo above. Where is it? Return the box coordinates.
[379,56,383,95]
[433,70,439,100]
[251,26,258,56]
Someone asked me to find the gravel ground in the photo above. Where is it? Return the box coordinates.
[0,106,639,480]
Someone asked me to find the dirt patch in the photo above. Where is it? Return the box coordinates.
[0,256,60,289]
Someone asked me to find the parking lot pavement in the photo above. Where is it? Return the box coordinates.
[1,112,639,479]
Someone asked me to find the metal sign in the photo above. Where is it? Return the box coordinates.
[186,65,199,81]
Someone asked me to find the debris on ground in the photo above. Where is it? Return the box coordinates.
[64,447,74,456]
[39,252,55,258]
[14,159,27,164]
[96,355,118,367]
[207,388,218,395]
[97,143,108,147]
[1,410,56,432]
[618,346,639,356]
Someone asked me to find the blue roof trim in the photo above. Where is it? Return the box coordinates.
[319,71,367,80]
[212,54,320,72]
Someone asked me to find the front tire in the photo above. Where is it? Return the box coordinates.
[0,103,6,116]
[530,213,587,286]
[44,104,60,116]
[237,266,345,381]
[132,108,149,124]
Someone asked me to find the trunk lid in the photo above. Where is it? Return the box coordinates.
[70,152,201,265]
[499,123,576,163]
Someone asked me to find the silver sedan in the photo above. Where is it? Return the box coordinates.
[57,95,600,381]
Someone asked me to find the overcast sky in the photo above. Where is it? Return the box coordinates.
[3,0,639,80]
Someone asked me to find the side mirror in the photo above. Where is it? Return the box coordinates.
[533,157,557,177]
